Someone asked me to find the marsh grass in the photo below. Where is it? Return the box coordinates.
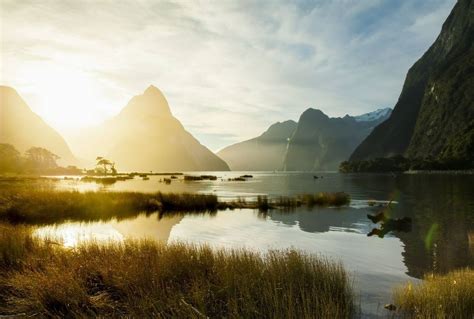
[393,269,474,318]
[0,224,354,318]
[270,192,351,210]
[0,189,219,224]
[0,188,350,225]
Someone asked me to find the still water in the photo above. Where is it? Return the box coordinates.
[35,172,474,317]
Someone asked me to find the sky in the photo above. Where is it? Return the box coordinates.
[1,0,456,151]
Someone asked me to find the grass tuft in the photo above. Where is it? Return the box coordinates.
[0,224,354,318]
[393,269,474,318]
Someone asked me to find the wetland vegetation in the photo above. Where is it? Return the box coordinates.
[393,269,474,318]
[0,186,351,225]
[0,223,354,318]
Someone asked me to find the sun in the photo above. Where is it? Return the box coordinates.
[18,63,113,131]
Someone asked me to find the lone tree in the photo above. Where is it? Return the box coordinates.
[96,157,115,175]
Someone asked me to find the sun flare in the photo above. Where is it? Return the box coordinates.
[17,64,115,130]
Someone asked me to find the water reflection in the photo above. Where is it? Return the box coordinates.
[37,173,474,281]
[391,175,474,278]
[35,214,184,247]
[269,207,371,234]
[30,172,474,317]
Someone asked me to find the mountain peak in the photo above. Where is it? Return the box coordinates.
[300,108,330,123]
[0,86,77,164]
[144,85,163,96]
[353,108,392,122]
[261,120,297,140]
[0,85,17,93]
[118,85,172,119]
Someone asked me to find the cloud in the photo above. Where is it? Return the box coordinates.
[0,0,456,151]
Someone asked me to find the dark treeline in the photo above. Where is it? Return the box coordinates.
[339,155,473,173]
[0,143,81,175]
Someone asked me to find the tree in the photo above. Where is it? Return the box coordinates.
[110,162,117,175]
[24,147,60,171]
[0,143,22,173]
[96,157,115,175]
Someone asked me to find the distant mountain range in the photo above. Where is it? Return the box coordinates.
[71,85,229,172]
[217,120,297,171]
[353,108,392,122]
[284,108,391,171]
[350,0,473,167]
[218,108,391,171]
[0,86,77,165]
[3,0,470,173]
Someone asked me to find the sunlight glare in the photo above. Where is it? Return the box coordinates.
[19,64,114,130]
[34,222,125,248]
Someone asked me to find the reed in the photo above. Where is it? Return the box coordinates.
[0,188,350,225]
[393,269,474,318]
[0,189,219,225]
[0,224,354,318]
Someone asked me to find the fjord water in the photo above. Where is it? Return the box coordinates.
[36,172,474,317]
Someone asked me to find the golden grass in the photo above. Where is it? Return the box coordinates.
[0,189,219,224]
[0,188,350,225]
[393,269,474,318]
[0,224,354,318]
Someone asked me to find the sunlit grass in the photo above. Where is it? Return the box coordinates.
[0,224,354,318]
[0,189,219,224]
[0,188,350,225]
[393,269,474,318]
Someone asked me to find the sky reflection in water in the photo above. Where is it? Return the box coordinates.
[34,172,474,317]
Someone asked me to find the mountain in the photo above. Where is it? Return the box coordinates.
[72,85,229,172]
[217,120,297,171]
[354,108,392,122]
[350,0,474,166]
[0,86,76,165]
[283,108,391,171]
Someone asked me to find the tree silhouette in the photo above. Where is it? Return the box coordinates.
[25,147,60,171]
[96,157,115,175]
[0,143,21,173]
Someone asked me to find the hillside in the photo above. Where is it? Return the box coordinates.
[283,108,391,171]
[0,86,76,165]
[71,85,229,172]
[350,0,474,167]
[217,120,297,171]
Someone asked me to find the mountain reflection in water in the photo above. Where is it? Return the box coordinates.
[34,172,473,317]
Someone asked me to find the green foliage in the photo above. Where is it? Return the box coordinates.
[340,156,410,173]
[340,155,472,173]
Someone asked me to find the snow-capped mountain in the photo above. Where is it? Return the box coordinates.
[354,108,392,122]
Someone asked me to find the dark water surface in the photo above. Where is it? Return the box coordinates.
[35,172,474,317]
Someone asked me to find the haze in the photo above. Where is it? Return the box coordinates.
[0,0,455,150]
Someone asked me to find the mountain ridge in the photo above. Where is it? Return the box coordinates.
[70,86,230,172]
[283,107,391,171]
[218,108,391,171]
[0,86,77,165]
[350,0,474,166]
